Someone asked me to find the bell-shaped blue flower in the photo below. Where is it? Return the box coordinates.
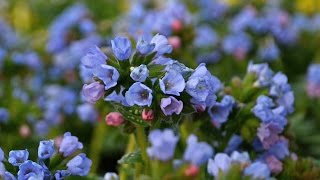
[136,39,155,55]
[93,64,119,90]
[244,162,270,179]
[8,150,29,166]
[208,95,235,128]
[67,153,92,176]
[125,82,153,107]
[111,37,132,61]
[38,140,54,159]
[130,64,149,82]
[160,96,183,116]
[59,132,83,157]
[159,70,185,96]
[81,45,107,69]
[150,34,173,56]
[18,161,44,180]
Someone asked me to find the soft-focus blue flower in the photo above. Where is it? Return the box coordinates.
[230,151,251,164]
[104,87,128,106]
[35,121,49,136]
[130,64,149,82]
[183,134,214,166]
[11,51,42,70]
[18,160,44,180]
[38,140,54,159]
[244,162,270,179]
[267,138,289,160]
[147,129,179,161]
[0,108,9,123]
[197,51,221,64]
[247,62,274,87]
[8,150,29,166]
[257,123,282,149]
[111,37,132,60]
[77,103,98,122]
[160,96,183,116]
[307,64,320,97]
[81,45,107,69]
[0,148,4,161]
[230,7,256,32]
[258,41,280,62]
[4,171,17,180]
[186,63,221,108]
[55,170,70,180]
[224,135,243,154]
[222,32,251,60]
[82,82,105,103]
[150,34,173,56]
[136,39,155,55]
[194,26,218,48]
[67,153,92,176]
[159,70,185,96]
[125,82,153,107]
[197,0,228,20]
[93,65,120,90]
[207,153,231,177]
[104,172,119,180]
[59,132,83,157]
[0,162,4,177]
[208,95,235,127]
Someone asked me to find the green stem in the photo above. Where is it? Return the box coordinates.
[89,120,107,174]
[119,134,136,180]
[135,125,150,176]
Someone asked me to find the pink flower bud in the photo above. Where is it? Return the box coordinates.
[266,155,283,174]
[142,109,154,121]
[105,112,125,126]
[168,36,181,49]
[184,165,199,177]
[19,124,31,138]
[171,20,183,32]
[54,135,63,149]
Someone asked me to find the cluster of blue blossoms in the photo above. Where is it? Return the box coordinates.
[0,132,91,179]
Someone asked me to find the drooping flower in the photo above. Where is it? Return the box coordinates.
[111,37,132,60]
[4,171,16,180]
[208,95,235,128]
[81,45,107,69]
[147,129,179,161]
[247,62,273,87]
[183,134,214,166]
[130,64,149,82]
[105,112,125,126]
[38,140,55,159]
[160,96,183,116]
[8,150,29,166]
[55,170,70,180]
[159,70,185,96]
[82,82,105,103]
[18,160,44,180]
[150,34,173,56]
[136,39,155,55]
[67,153,92,176]
[244,162,270,179]
[125,82,153,107]
[59,132,83,157]
[93,64,120,90]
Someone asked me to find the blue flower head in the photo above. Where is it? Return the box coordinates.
[8,150,29,166]
[147,129,179,161]
[0,108,9,123]
[67,153,92,176]
[125,82,153,107]
[81,45,107,69]
[247,62,274,87]
[77,103,98,122]
[0,147,4,161]
[93,64,119,90]
[244,162,270,179]
[136,39,155,55]
[59,132,83,157]
[208,95,235,128]
[111,37,132,60]
[82,82,105,103]
[18,160,44,180]
[307,64,320,97]
[207,153,231,177]
[258,40,280,62]
[130,64,149,82]
[150,34,173,56]
[183,134,214,166]
[160,70,185,96]
[55,170,70,180]
[160,96,183,116]
[38,140,55,159]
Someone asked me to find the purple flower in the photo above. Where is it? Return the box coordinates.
[147,129,179,161]
[207,153,231,177]
[222,32,251,60]
[0,108,9,123]
[8,150,29,166]
[38,140,54,159]
[267,138,289,160]
[224,135,243,154]
[150,34,173,56]
[81,45,107,69]
[59,132,83,157]
[159,70,185,96]
[208,95,235,128]
[244,162,270,179]
[67,153,92,176]
[18,161,44,180]
[111,37,132,60]
[307,64,320,97]
[93,64,119,90]
[136,39,155,55]
[160,96,183,116]
[247,62,274,87]
[77,103,98,122]
[265,155,283,174]
[125,82,153,107]
[257,123,282,149]
[82,82,105,103]
[0,148,3,161]
[55,170,70,180]
[130,64,149,82]
[183,134,214,166]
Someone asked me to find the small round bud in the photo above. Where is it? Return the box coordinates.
[20,124,31,138]
[171,20,183,32]
[184,165,199,177]
[142,109,154,121]
[168,36,181,49]
[105,112,125,126]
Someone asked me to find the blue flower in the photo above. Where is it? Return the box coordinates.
[38,140,54,159]
[0,147,4,161]
[307,64,320,97]
[150,34,173,56]
[8,150,29,166]
[55,170,70,180]
[111,37,132,60]
[186,63,221,108]
[81,45,107,69]
[159,70,185,96]
[147,129,179,161]
[183,134,214,166]
[267,138,289,160]
[208,95,235,128]
[0,108,9,123]
[247,62,274,87]
[224,135,243,154]
[104,87,128,106]
[244,162,270,179]
[130,64,149,82]
[82,82,105,103]
[93,65,120,90]
[194,25,218,48]
[104,172,119,180]
[136,39,155,55]
[207,153,231,177]
[230,151,251,164]
[67,153,92,176]
[258,40,280,62]
[160,96,183,116]
[59,132,83,157]
[18,160,44,180]
[4,171,16,180]
[77,103,98,122]
[222,32,251,60]
[125,82,153,107]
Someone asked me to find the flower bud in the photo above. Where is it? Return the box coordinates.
[184,165,199,177]
[168,36,181,49]
[142,109,154,121]
[19,124,31,138]
[105,112,125,126]
[171,20,183,32]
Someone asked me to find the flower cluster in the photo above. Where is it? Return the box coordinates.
[0,132,91,179]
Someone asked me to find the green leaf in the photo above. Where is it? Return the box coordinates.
[148,64,165,78]
[143,52,157,65]
[115,105,150,127]
[118,151,143,165]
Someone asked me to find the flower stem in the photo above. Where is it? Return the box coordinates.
[119,134,136,180]
[135,125,150,176]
